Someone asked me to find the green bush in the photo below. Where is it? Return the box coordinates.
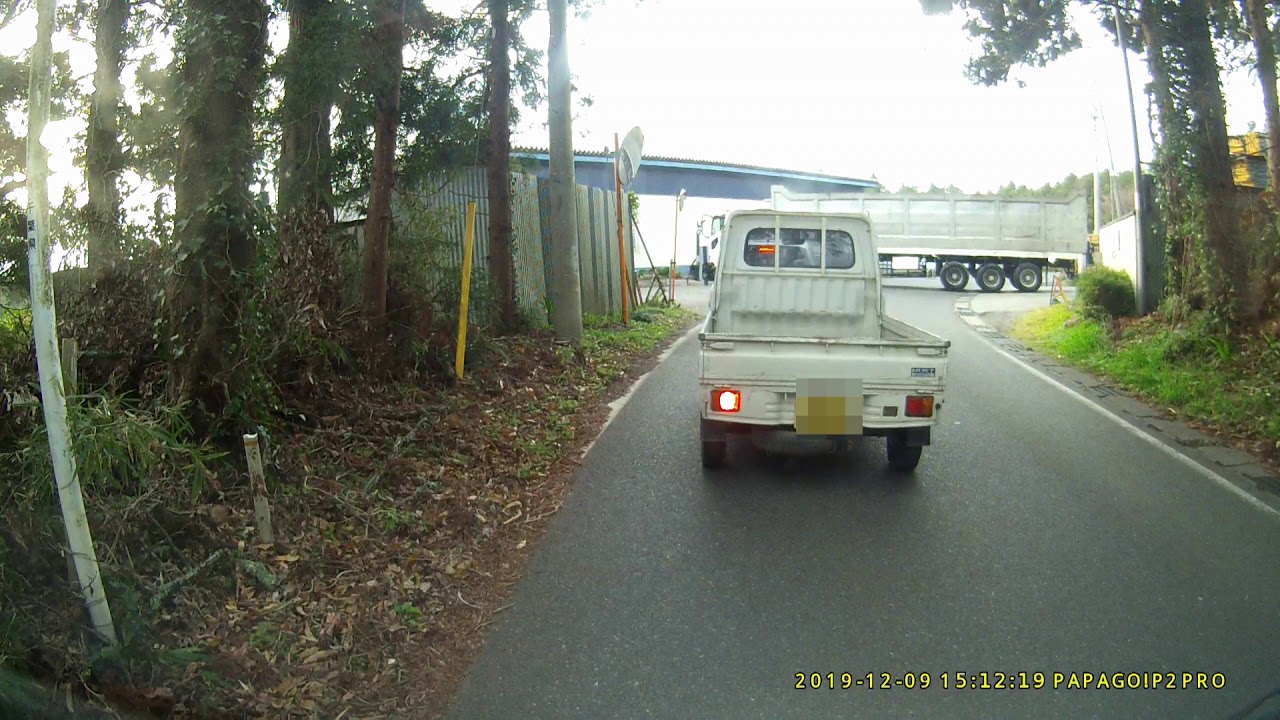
[1076,266,1135,320]
[9,393,225,500]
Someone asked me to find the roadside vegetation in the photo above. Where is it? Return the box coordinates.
[1012,292,1280,466]
[0,0,695,715]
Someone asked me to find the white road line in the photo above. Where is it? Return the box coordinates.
[578,324,700,460]
[956,300,1280,520]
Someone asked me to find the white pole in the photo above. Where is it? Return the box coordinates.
[547,0,583,342]
[1115,9,1147,314]
[1093,110,1103,233]
[26,0,117,645]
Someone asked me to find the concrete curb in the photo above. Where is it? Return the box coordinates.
[953,296,1280,519]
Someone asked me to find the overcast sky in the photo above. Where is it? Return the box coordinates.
[2,0,1266,196]
[2,0,1270,268]
[501,0,1264,193]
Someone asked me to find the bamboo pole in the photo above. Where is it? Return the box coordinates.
[26,0,117,645]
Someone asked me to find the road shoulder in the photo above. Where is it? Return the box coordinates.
[954,294,1280,517]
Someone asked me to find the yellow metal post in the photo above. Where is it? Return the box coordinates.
[614,133,630,324]
[455,201,478,379]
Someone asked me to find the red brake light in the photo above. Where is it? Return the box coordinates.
[712,388,741,413]
[905,395,934,417]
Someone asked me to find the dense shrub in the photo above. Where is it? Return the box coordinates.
[1076,266,1136,320]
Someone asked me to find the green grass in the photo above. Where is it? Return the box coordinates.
[1011,306,1280,445]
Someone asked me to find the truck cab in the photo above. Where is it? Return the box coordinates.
[698,210,950,472]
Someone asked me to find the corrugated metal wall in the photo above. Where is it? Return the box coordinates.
[395,167,632,325]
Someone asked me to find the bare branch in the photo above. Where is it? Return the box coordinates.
[0,177,22,198]
[0,0,29,31]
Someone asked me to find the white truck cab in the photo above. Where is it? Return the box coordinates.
[698,210,950,472]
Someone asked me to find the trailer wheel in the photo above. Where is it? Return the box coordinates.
[939,262,969,291]
[976,263,1006,293]
[886,433,922,473]
[1012,262,1043,293]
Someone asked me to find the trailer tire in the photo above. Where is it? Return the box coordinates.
[1012,262,1043,293]
[976,263,1006,293]
[939,262,969,291]
[886,433,922,473]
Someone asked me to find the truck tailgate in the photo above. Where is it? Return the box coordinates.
[699,335,947,388]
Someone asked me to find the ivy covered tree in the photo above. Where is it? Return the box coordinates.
[167,0,270,424]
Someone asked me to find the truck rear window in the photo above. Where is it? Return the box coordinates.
[743,228,855,269]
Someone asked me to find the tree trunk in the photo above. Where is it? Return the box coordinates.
[168,0,269,425]
[1179,0,1246,324]
[361,0,405,332]
[84,0,128,272]
[1243,0,1280,207]
[487,0,516,332]
[278,0,335,222]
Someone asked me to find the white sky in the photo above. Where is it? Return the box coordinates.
[499,0,1265,193]
[2,0,1269,267]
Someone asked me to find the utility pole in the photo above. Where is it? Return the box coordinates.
[1091,108,1102,269]
[1093,110,1103,233]
[1115,9,1147,314]
[27,0,117,645]
[547,0,583,342]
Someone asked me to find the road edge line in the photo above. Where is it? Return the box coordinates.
[953,297,1280,520]
[578,323,701,460]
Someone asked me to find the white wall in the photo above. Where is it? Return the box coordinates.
[631,194,768,270]
[1098,213,1137,291]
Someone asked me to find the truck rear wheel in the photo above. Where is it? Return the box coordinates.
[702,440,726,469]
[976,263,1006,293]
[886,433,922,473]
[1011,262,1043,292]
[939,262,969,291]
[701,418,727,469]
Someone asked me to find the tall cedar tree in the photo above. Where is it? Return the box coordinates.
[487,0,517,331]
[362,0,406,331]
[1173,0,1246,322]
[169,0,269,423]
[85,0,129,271]
[279,0,338,222]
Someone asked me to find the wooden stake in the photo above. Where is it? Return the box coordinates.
[243,434,274,544]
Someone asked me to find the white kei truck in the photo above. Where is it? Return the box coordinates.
[697,209,950,472]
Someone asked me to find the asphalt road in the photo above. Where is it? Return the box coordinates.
[447,282,1280,720]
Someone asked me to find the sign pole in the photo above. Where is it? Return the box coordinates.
[614,133,630,324]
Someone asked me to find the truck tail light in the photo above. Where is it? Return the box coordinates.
[711,388,741,413]
[905,395,934,417]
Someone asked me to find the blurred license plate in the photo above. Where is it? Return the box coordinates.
[795,378,863,435]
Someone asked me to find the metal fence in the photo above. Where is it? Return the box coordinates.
[395,166,635,326]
